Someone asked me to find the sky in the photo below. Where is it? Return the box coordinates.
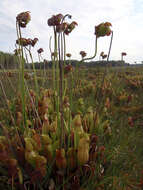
[0,0,143,64]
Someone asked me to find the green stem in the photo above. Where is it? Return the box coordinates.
[49,36,56,91]
[16,22,27,129]
[58,32,64,148]
[26,47,39,103]
[53,27,61,141]
[80,36,98,62]
[96,31,113,108]
[63,33,66,66]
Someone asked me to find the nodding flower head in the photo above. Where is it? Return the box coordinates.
[66,53,72,58]
[122,52,127,56]
[16,37,38,47]
[56,22,68,33]
[48,14,63,26]
[64,21,78,35]
[16,11,31,28]
[80,51,87,58]
[37,48,44,54]
[68,21,78,30]
[16,38,29,47]
[31,38,38,47]
[100,51,104,57]
[95,22,112,38]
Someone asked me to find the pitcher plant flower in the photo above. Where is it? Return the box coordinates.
[16,11,39,128]
[37,48,44,54]
[99,51,107,60]
[56,22,68,33]
[121,52,127,61]
[80,22,113,62]
[100,51,104,57]
[16,38,38,47]
[66,53,72,58]
[80,51,87,59]
[95,22,112,38]
[48,14,64,26]
[64,21,78,35]
[16,11,31,28]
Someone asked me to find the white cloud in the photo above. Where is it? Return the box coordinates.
[0,0,143,64]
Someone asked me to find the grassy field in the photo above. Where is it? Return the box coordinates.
[0,66,143,190]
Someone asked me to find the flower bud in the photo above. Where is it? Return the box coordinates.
[37,48,44,54]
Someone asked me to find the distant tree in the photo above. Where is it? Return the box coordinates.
[0,51,20,69]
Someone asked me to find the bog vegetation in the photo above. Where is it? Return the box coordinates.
[0,11,143,190]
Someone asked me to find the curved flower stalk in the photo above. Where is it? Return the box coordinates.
[95,30,114,109]
[81,22,113,62]
[99,51,107,60]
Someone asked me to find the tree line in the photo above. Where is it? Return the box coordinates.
[0,51,19,69]
[0,51,129,70]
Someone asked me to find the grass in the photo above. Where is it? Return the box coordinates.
[0,66,143,189]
